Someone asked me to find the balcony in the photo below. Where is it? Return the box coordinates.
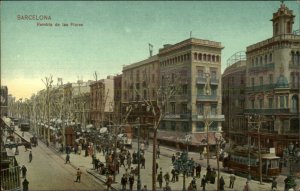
[196,77,219,86]
[192,114,225,122]
[289,61,300,69]
[196,94,217,101]
[164,113,190,120]
[245,84,275,92]
[244,108,292,115]
[249,63,275,73]
[196,77,206,84]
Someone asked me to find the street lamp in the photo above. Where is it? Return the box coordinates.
[173,151,195,191]
[184,134,192,153]
[283,142,300,190]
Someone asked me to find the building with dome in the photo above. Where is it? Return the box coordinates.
[244,2,300,156]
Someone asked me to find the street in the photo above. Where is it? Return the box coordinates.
[14,130,105,191]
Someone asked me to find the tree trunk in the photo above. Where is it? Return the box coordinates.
[152,128,157,191]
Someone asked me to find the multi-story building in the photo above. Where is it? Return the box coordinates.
[90,76,114,128]
[1,86,8,117]
[222,52,247,144]
[114,74,122,124]
[158,38,224,150]
[245,3,300,156]
[121,55,159,140]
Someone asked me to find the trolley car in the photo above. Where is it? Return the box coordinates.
[223,146,280,180]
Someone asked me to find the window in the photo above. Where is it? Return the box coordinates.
[280,96,284,108]
[182,104,188,114]
[197,85,204,95]
[251,100,255,109]
[161,122,166,130]
[182,84,188,95]
[211,104,217,115]
[212,55,215,62]
[269,53,273,62]
[196,122,204,132]
[171,103,175,114]
[269,74,273,84]
[264,55,268,64]
[260,56,263,65]
[198,53,202,61]
[152,74,155,83]
[171,122,176,131]
[216,55,219,62]
[197,103,204,115]
[211,71,217,79]
[268,98,273,108]
[256,57,258,65]
[251,78,255,87]
[203,54,207,61]
[259,76,263,86]
[207,54,211,61]
[211,87,217,95]
[210,122,218,131]
[275,23,278,35]
[198,70,204,78]
[252,59,254,67]
[194,53,198,60]
[182,122,189,132]
[292,51,296,64]
[259,99,263,109]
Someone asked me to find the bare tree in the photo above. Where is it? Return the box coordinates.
[42,75,53,144]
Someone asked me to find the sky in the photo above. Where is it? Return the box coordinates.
[1,1,299,99]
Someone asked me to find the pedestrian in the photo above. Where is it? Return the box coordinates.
[22,178,29,191]
[46,140,49,147]
[127,153,132,168]
[141,185,147,191]
[243,181,250,191]
[141,155,146,169]
[74,168,82,183]
[156,146,160,159]
[21,165,27,178]
[271,177,277,191]
[219,176,225,191]
[129,174,134,191]
[121,174,127,190]
[210,168,216,184]
[141,142,145,154]
[65,153,70,164]
[201,175,206,191]
[157,171,163,188]
[171,154,176,164]
[229,174,236,189]
[164,172,170,184]
[196,163,201,178]
[29,151,32,163]
[106,175,113,191]
[156,162,159,174]
[171,168,176,182]
[187,182,194,191]
[175,169,179,182]
[191,177,197,190]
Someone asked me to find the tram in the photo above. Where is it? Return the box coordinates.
[223,146,280,180]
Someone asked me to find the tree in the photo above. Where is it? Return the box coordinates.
[42,75,53,144]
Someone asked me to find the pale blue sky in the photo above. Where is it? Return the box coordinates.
[1,1,299,99]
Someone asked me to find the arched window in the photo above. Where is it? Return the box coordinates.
[256,57,258,65]
[291,95,299,113]
[184,54,187,61]
[297,52,300,65]
[264,55,268,64]
[203,54,207,61]
[291,51,295,64]
[198,53,202,61]
[287,21,291,33]
[194,53,198,60]
[187,54,190,60]
[260,56,263,65]
[207,54,211,61]
[269,53,273,62]
[175,57,178,63]
[212,55,215,62]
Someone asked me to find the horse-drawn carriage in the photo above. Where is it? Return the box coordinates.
[30,136,38,147]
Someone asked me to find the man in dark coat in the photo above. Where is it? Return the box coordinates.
[29,151,32,163]
[22,178,29,191]
[196,163,202,178]
[157,171,163,188]
[219,176,225,191]
[121,174,127,190]
[129,174,134,191]
[65,154,70,164]
[201,175,207,191]
[75,168,82,183]
[21,165,27,178]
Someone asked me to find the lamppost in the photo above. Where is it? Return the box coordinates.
[283,142,300,190]
[184,134,192,153]
[173,151,195,191]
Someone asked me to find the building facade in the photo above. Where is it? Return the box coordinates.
[90,76,114,128]
[158,38,224,149]
[222,52,247,145]
[245,3,300,156]
[121,55,160,140]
